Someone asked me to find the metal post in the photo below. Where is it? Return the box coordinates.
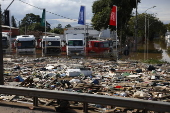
[33,97,38,106]
[135,0,138,52]
[144,14,146,60]
[147,17,149,59]
[83,102,88,113]
[0,3,4,85]
[143,6,156,61]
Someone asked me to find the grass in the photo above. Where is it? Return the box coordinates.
[142,58,167,64]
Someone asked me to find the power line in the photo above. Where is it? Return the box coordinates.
[18,0,77,22]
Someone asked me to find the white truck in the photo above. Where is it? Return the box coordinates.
[66,33,85,56]
[14,35,36,54]
[2,32,11,53]
[41,35,62,55]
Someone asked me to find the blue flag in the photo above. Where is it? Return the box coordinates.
[78,6,85,25]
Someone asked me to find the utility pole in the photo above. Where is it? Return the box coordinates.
[134,0,138,52]
[144,6,156,60]
[0,3,4,85]
[0,0,15,85]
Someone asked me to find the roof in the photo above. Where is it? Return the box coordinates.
[1,25,19,29]
[16,35,35,41]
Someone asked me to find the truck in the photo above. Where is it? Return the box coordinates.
[86,40,110,53]
[65,34,85,56]
[41,35,62,54]
[2,32,11,53]
[14,35,37,54]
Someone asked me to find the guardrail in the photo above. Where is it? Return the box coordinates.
[0,85,170,112]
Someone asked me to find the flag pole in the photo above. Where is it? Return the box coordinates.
[84,6,86,56]
[115,6,118,61]
[109,5,118,61]
[41,8,46,56]
[78,5,86,56]
[44,8,47,55]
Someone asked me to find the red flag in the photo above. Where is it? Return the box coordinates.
[109,6,117,26]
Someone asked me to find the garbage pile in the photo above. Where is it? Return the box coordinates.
[2,57,170,112]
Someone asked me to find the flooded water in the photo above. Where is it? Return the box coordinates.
[123,39,170,63]
[3,39,170,63]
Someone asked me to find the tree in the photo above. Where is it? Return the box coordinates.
[91,0,140,43]
[19,13,51,35]
[20,13,40,27]
[1,10,4,25]
[128,13,167,41]
[50,27,64,34]
[165,23,170,32]
[11,16,17,27]
[65,24,72,28]
[56,24,62,28]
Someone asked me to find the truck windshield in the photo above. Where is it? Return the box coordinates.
[17,41,35,49]
[43,41,60,47]
[102,42,109,48]
[68,40,83,46]
[95,42,109,48]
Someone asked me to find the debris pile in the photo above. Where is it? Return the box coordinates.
[2,57,170,112]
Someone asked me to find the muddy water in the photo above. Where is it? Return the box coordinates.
[3,39,170,63]
[122,39,170,63]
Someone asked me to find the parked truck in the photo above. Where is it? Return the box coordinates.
[66,34,85,56]
[86,40,110,53]
[14,35,37,54]
[41,35,62,54]
[2,32,11,53]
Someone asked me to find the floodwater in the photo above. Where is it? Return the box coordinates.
[123,39,170,63]
[3,39,170,63]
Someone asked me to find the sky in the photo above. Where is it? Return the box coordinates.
[1,0,170,28]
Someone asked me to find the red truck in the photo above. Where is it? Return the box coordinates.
[86,40,110,53]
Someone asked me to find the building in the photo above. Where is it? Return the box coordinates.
[1,25,19,38]
[64,26,116,40]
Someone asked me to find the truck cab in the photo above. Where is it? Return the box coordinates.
[14,35,36,54]
[41,35,61,54]
[66,34,85,56]
[86,40,110,53]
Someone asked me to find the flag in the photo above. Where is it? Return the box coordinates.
[78,5,85,25]
[41,9,45,27]
[4,10,10,26]
[109,6,117,26]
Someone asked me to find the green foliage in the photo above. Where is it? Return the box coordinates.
[11,16,17,27]
[19,13,51,34]
[143,58,166,64]
[20,13,40,27]
[65,24,72,28]
[165,23,170,32]
[50,25,64,34]
[50,24,71,34]
[1,10,5,24]
[57,24,62,28]
[128,13,167,41]
[50,28,61,34]
[91,0,140,44]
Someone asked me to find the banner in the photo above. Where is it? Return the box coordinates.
[109,6,117,26]
[41,9,45,27]
[4,10,10,26]
[78,5,85,25]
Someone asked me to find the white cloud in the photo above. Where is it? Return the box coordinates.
[1,0,95,27]
[2,0,170,29]
[136,0,170,24]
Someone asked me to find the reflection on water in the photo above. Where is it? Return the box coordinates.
[123,39,170,63]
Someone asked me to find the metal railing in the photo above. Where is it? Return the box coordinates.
[0,85,170,112]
